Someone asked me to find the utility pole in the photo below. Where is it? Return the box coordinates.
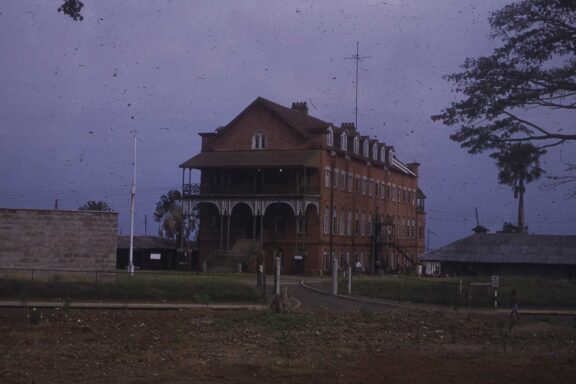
[128,135,137,276]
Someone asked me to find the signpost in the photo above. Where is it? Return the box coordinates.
[491,275,500,308]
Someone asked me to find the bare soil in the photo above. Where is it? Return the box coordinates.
[0,307,575,383]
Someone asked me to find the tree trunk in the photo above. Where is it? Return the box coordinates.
[517,179,525,233]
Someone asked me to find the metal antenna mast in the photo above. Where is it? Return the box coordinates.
[345,42,371,129]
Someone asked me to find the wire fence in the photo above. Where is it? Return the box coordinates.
[0,268,260,304]
[336,275,576,309]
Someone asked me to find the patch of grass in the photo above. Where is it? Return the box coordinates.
[343,275,576,308]
[0,273,260,303]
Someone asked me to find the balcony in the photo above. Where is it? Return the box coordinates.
[183,183,319,197]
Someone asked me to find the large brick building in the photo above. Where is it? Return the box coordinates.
[180,97,425,275]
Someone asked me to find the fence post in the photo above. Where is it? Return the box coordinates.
[332,258,338,296]
[347,265,352,295]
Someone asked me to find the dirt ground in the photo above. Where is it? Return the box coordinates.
[0,306,575,384]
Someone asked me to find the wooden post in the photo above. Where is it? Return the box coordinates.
[348,265,352,295]
[332,258,338,296]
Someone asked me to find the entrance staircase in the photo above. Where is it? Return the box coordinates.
[207,239,261,274]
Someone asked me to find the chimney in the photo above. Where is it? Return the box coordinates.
[341,122,355,132]
[407,162,420,175]
[291,101,308,115]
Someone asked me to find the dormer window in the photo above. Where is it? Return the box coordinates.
[372,143,378,161]
[340,133,348,151]
[353,137,359,154]
[326,127,333,147]
[380,147,386,162]
[251,131,266,150]
[363,140,369,157]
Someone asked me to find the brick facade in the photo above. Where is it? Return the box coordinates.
[181,97,425,275]
[0,208,118,273]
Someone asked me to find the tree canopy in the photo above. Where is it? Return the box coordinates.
[153,190,196,246]
[433,0,576,154]
[79,200,112,212]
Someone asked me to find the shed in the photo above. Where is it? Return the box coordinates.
[421,233,576,279]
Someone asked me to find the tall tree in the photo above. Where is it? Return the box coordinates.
[153,190,196,246]
[433,0,576,154]
[491,143,544,232]
[79,200,112,211]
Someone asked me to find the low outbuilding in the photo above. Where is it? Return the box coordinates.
[421,233,576,279]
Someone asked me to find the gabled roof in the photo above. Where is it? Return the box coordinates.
[422,233,576,265]
[207,97,332,139]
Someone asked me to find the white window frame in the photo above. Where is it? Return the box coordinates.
[341,133,348,151]
[251,131,266,150]
[326,127,333,147]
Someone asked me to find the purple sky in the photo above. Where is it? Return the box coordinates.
[1,0,574,249]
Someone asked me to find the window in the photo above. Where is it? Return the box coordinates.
[347,174,353,193]
[347,210,352,236]
[251,131,266,149]
[362,177,367,195]
[332,208,338,235]
[386,183,391,200]
[368,179,373,196]
[372,143,378,161]
[355,176,361,193]
[325,169,331,188]
[323,208,329,234]
[341,133,348,151]
[353,137,359,154]
[340,171,346,191]
[326,127,333,147]
[361,213,365,236]
[339,209,345,236]
[355,211,360,235]
[363,140,369,157]
[380,147,386,162]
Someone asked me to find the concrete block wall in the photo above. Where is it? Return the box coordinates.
[0,208,118,271]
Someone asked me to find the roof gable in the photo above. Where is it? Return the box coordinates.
[212,97,332,139]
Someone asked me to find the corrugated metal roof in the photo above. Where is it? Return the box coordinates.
[422,233,576,265]
[180,150,322,169]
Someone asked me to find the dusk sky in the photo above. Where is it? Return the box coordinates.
[1,0,574,249]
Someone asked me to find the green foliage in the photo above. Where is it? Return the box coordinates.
[58,0,84,21]
[154,190,197,245]
[491,143,544,190]
[433,0,576,154]
[79,200,113,212]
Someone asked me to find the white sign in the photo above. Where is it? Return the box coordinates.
[294,255,303,260]
[491,275,500,288]
[150,253,161,260]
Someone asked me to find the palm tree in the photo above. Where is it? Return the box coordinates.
[153,190,196,247]
[491,143,544,233]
